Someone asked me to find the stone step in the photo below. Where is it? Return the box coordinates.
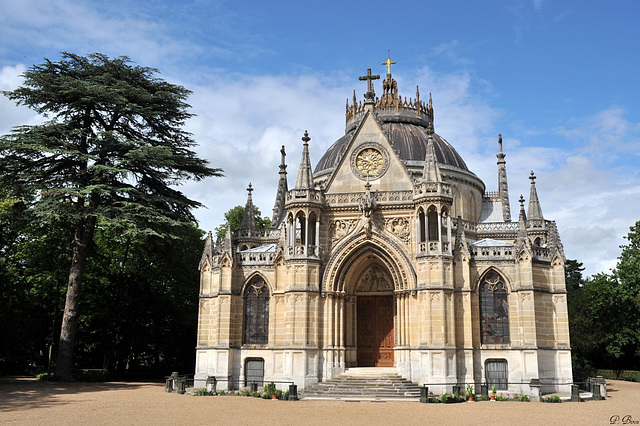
[301,368,421,400]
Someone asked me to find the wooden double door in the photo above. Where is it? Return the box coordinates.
[357,295,394,367]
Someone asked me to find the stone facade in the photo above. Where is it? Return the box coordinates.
[195,61,572,394]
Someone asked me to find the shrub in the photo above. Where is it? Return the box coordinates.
[72,369,109,382]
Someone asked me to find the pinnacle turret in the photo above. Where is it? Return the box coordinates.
[527,171,544,220]
[271,145,288,227]
[294,130,314,189]
[422,123,442,183]
[497,134,512,222]
[241,183,257,230]
[518,194,527,223]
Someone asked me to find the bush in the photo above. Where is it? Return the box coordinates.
[596,369,640,383]
[544,395,562,403]
[72,369,109,382]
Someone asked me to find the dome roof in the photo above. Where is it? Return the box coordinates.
[314,71,471,176]
[314,122,469,174]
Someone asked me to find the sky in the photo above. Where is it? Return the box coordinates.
[1,0,638,278]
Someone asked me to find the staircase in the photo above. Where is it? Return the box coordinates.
[300,368,421,400]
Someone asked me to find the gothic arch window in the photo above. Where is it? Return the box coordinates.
[243,276,270,345]
[308,211,317,247]
[479,271,510,344]
[295,211,306,245]
[427,205,438,241]
[418,207,426,243]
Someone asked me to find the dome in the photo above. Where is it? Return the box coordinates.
[314,122,469,174]
[313,71,472,178]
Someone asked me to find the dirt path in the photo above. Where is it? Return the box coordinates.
[0,378,638,425]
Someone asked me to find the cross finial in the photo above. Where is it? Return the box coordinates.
[247,183,253,196]
[529,170,536,184]
[382,53,396,75]
[359,68,380,100]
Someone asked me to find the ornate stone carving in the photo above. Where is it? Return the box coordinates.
[350,142,390,180]
[384,217,411,242]
[357,265,393,292]
[329,219,358,242]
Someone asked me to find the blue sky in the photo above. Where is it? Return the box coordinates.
[1,0,639,277]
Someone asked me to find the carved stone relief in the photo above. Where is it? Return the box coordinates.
[384,217,411,242]
[356,265,393,292]
[329,219,358,243]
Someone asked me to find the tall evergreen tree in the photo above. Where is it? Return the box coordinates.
[0,52,222,380]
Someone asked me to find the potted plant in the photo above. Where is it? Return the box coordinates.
[465,384,475,402]
[490,385,497,401]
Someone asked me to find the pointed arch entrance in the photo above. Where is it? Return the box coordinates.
[322,234,416,369]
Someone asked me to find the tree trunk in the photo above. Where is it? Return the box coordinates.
[55,216,96,380]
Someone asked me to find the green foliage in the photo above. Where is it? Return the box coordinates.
[544,395,562,403]
[0,52,221,379]
[596,369,640,383]
[566,222,640,372]
[0,52,222,234]
[215,205,271,240]
[72,368,109,382]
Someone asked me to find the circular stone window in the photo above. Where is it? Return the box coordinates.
[350,143,390,180]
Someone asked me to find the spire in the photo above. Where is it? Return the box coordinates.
[294,130,315,189]
[241,183,257,230]
[527,171,544,220]
[422,123,442,182]
[518,194,527,222]
[223,222,233,252]
[199,230,215,270]
[496,134,512,222]
[271,145,288,227]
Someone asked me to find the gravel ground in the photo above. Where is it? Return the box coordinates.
[0,377,638,425]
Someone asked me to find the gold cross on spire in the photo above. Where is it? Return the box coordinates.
[382,54,396,75]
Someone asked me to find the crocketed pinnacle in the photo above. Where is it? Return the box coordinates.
[527,171,544,220]
[422,123,441,182]
[496,134,512,222]
[294,130,314,189]
[271,145,288,227]
[518,194,527,222]
[241,183,257,230]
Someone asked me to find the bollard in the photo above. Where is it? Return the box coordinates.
[177,378,186,394]
[251,382,258,393]
[288,384,299,401]
[591,381,601,400]
[165,377,173,392]
[420,386,429,403]
[529,378,542,402]
[571,384,581,402]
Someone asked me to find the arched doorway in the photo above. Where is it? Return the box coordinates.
[355,264,394,367]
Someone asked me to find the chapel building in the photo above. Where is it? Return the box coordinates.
[195,59,572,394]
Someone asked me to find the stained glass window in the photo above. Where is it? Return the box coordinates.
[480,271,510,344]
[243,277,269,344]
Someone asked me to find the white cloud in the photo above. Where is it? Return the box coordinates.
[0,65,42,134]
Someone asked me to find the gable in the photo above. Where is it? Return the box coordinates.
[323,112,414,194]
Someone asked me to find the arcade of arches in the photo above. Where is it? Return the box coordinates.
[195,61,572,394]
